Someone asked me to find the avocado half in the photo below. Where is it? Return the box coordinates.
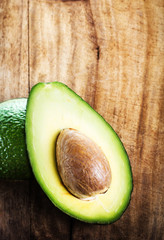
[25,82,133,224]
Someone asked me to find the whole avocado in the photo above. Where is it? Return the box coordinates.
[0,98,32,179]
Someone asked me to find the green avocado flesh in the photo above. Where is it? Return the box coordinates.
[26,82,133,224]
[0,99,32,179]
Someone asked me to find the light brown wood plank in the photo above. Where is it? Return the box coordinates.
[72,0,164,239]
[0,0,29,101]
[0,1,30,240]
[29,1,80,238]
[29,0,98,105]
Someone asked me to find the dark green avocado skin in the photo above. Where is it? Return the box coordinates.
[0,98,32,179]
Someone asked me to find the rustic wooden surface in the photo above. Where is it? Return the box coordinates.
[0,0,164,239]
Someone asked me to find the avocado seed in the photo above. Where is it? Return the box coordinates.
[56,128,111,200]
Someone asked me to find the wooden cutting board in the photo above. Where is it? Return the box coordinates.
[0,0,164,239]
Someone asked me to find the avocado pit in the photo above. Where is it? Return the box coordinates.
[56,128,111,200]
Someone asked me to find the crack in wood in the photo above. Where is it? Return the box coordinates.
[96,46,100,60]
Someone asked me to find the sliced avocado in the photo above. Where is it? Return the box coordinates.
[25,82,133,224]
[0,98,32,179]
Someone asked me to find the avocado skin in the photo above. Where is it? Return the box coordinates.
[0,98,32,179]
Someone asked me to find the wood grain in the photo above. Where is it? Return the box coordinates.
[30,180,71,240]
[0,0,29,101]
[0,180,30,240]
[0,0,164,239]
[71,1,164,239]
[0,1,30,240]
[29,0,98,105]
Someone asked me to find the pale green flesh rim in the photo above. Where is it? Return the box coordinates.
[26,82,133,224]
